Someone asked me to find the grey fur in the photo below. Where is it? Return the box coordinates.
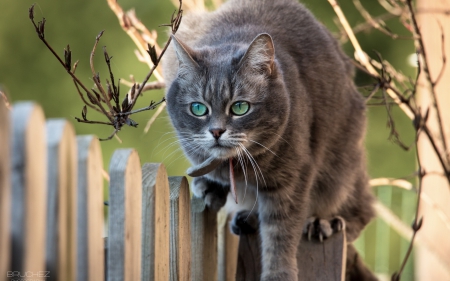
[163,0,375,280]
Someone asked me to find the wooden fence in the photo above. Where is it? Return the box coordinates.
[0,101,346,281]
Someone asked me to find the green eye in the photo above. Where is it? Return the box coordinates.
[191,102,208,116]
[231,101,250,116]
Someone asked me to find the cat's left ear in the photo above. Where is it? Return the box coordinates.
[238,33,275,75]
[171,35,199,71]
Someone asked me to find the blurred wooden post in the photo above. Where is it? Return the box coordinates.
[217,209,239,281]
[169,176,191,281]
[10,102,47,273]
[416,0,450,279]
[191,197,218,281]
[0,100,10,278]
[107,149,142,281]
[224,222,239,281]
[141,163,170,281]
[45,120,77,281]
[236,231,347,281]
[76,136,104,281]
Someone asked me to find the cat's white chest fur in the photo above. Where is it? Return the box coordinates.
[224,182,257,216]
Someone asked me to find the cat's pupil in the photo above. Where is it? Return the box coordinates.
[231,101,250,116]
[191,102,208,116]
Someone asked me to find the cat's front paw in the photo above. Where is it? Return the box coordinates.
[303,216,345,242]
[230,210,259,235]
[192,177,228,211]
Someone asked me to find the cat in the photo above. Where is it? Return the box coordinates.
[163,0,376,280]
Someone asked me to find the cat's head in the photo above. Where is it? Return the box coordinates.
[165,33,289,163]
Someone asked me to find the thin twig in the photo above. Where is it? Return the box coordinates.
[353,0,412,40]
[144,102,166,133]
[392,129,425,281]
[106,0,164,81]
[431,21,447,87]
[89,32,114,113]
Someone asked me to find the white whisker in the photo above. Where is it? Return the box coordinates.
[239,143,266,219]
[247,139,279,157]
[235,147,248,203]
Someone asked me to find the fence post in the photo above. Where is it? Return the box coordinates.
[10,102,47,273]
[108,149,142,281]
[217,210,239,281]
[141,163,170,281]
[191,197,218,281]
[235,230,260,281]
[236,229,347,281]
[45,119,77,281]
[169,176,191,281]
[0,100,10,278]
[296,231,346,280]
[76,136,104,281]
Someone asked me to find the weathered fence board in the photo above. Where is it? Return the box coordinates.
[169,176,191,281]
[45,119,77,281]
[0,100,10,278]
[297,231,346,280]
[225,218,239,281]
[236,232,260,281]
[141,163,170,281]
[236,229,347,281]
[10,102,47,273]
[191,196,218,281]
[76,135,104,281]
[108,149,142,281]
[218,209,240,281]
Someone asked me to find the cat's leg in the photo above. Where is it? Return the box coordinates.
[258,189,307,281]
[302,216,345,242]
[338,190,375,242]
[191,176,229,211]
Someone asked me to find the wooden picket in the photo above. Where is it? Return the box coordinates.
[76,135,104,281]
[1,100,347,281]
[108,149,142,281]
[0,100,10,278]
[45,119,77,281]
[141,163,170,281]
[169,176,191,281]
[10,102,47,273]
[190,196,219,281]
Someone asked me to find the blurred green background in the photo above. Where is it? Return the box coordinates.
[0,0,417,279]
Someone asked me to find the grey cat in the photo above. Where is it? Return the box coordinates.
[163,0,376,280]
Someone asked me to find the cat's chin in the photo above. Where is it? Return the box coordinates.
[209,146,236,160]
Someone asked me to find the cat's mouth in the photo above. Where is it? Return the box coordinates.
[186,156,238,203]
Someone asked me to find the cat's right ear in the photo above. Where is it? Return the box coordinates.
[171,35,199,71]
[238,33,275,76]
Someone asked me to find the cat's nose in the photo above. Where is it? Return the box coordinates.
[209,128,226,139]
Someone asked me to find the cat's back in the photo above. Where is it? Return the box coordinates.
[164,0,353,97]
[170,0,329,53]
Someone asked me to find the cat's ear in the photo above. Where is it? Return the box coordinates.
[171,35,199,71]
[238,33,275,75]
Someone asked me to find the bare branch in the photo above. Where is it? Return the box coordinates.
[29,1,181,141]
